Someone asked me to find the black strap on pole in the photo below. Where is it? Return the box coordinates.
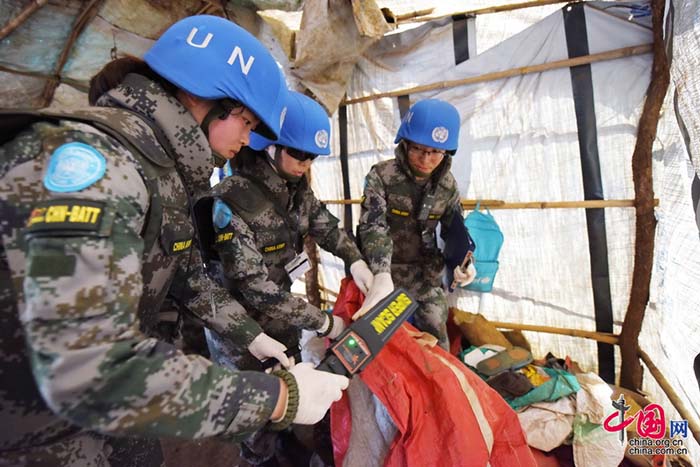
[452,14,471,65]
[397,95,411,119]
[339,103,353,277]
[563,3,615,384]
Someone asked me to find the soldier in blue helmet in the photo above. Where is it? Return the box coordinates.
[356,98,477,350]
[199,90,373,370]
[0,15,348,466]
[196,90,373,464]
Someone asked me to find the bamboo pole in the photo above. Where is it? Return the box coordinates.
[0,0,49,41]
[489,321,619,345]
[303,236,322,308]
[638,349,700,445]
[41,0,103,107]
[342,44,651,106]
[320,198,659,210]
[384,8,434,23]
[396,0,577,24]
[619,0,668,392]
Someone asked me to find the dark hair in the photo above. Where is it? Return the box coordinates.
[88,55,176,105]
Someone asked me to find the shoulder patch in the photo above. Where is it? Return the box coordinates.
[43,142,106,192]
[213,199,233,229]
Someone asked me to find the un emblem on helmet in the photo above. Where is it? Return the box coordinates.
[315,129,329,149]
[432,126,449,144]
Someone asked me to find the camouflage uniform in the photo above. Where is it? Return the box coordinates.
[201,150,363,370]
[358,145,462,349]
[0,74,283,466]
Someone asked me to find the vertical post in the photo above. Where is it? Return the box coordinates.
[619,0,669,390]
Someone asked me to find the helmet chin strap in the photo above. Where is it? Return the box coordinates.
[201,100,235,168]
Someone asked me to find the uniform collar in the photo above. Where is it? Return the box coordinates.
[237,149,308,210]
[99,73,213,197]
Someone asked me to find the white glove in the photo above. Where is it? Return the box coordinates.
[290,362,349,425]
[269,356,295,374]
[349,260,374,295]
[352,272,394,321]
[247,333,291,368]
[453,263,477,287]
[317,315,346,340]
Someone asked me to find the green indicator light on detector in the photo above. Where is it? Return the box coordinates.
[347,338,357,347]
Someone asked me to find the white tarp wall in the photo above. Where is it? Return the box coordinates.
[307,2,699,462]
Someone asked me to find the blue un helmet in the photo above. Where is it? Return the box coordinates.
[394,99,461,155]
[249,91,331,156]
[144,15,287,140]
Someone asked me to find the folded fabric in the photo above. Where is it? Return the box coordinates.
[460,345,506,368]
[487,370,534,399]
[477,347,533,377]
[520,364,551,387]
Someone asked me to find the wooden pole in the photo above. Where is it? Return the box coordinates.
[396,0,578,24]
[619,0,669,391]
[638,349,700,445]
[342,44,651,106]
[40,0,102,107]
[0,0,48,41]
[303,235,322,308]
[303,168,322,308]
[321,198,659,210]
[489,321,619,345]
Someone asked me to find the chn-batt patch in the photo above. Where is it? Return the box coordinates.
[215,231,234,244]
[26,199,105,234]
[43,142,107,192]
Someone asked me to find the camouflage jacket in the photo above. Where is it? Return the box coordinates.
[0,74,280,451]
[358,145,462,277]
[204,150,362,347]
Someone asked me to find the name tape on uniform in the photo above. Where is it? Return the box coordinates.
[26,199,105,234]
[390,208,410,217]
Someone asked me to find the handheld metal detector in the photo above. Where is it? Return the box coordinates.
[316,288,418,377]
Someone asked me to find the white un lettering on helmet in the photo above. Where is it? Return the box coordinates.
[186,27,255,75]
[432,126,449,144]
[315,129,329,149]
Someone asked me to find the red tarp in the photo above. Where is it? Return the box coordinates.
[331,278,537,467]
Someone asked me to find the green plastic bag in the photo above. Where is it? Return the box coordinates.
[509,367,580,410]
